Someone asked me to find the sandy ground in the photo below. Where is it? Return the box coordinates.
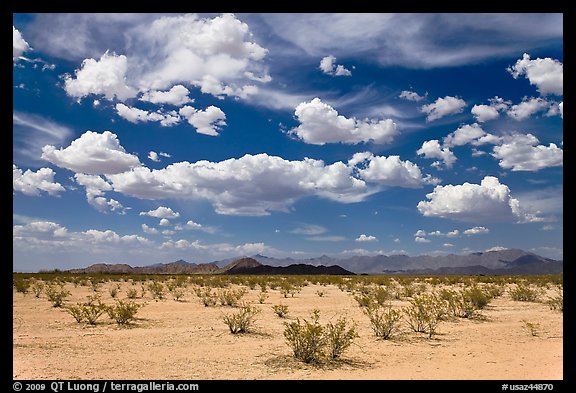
[13,280,562,380]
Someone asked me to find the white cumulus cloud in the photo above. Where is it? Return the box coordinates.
[399,90,427,102]
[139,85,192,106]
[507,53,563,96]
[421,96,466,122]
[492,133,563,171]
[443,123,499,147]
[132,13,269,98]
[41,130,141,175]
[319,55,352,76]
[355,234,378,242]
[290,98,397,145]
[417,139,457,169]
[148,151,160,162]
[507,97,555,121]
[13,26,31,59]
[13,165,65,196]
[415,237,431,243]
[350,152,439,188]
[139,206,180,219]
[463,226,490,235]
[179,105,227,136]
[417,176,540,223]
[63,51,137,101]
[141,223,159,235]
[471,96,511,122]
[74,173,124,213]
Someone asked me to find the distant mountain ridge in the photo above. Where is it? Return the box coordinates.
[66,249,561,275]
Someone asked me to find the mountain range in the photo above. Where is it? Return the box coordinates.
[67,249,561,275]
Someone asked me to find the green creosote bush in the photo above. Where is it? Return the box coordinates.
[219,288,247,307]
[13,278,31,295]
[283,309,358,364]
[109,284,121,298]
[45,284,71,307]
[32,281,45,298]
[257,292,268,304]
[403,294,443,338]
[372,286,391,305]
[364,303,402,339]
[510,283,542,302]
[172,288,186,301]
[223,304,260,334]
[272,304,289,318]
[353,293,373,308]
[107,299,142,325]
[126,288,139,299]
[316,289,327,298]
[324,317,358,359]
[546,287,563,312]
[148,281,165,300]
[67,302,108,325]
[283,310,325,364]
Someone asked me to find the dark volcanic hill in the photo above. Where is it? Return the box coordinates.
[220,258,354,275]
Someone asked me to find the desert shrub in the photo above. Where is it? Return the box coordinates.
[259,281,268,292]
[197,288,217,307]
[257,292,268,304]
[463,286,490,309]
[364,304,402,339]
[219,288,246,307]
[316,289,327,297]
[223,304,260,334]
[45,284,71,307]
[31,281,45,298]
[546,288,563,312]
[372,286,391,305]
[353,293,373,308]
[510,284,542,302]
[402,284,416,298]
[272,304,289,318]
[148,281,165,300]
[109,284,121,298]
[89,280,101,293]
[483,283,505,299]
[13,278,31,294]
[403,294,442,338]
[172,288,186,301]
[283,310,325,363]
[70,302,108,325]
[324,317,358,359]
[67,304,85,323]
[280,282,299,298]
[107,300,141,325]
[126,288,139,299]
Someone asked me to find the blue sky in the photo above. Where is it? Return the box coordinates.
[13,13,563,272]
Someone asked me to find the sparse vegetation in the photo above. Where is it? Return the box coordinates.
[31,281,45,298]
[546,287,563,312]
[45,284,71,307]
[283,310,325,363]
[13,278,31,295]
[148,281,165,300]
[126,288,139,299]
[364,304,402,339]
[109,284,121,298]
[219,288,246,307]
[257,292,268,304]
[403,294,443,338]
[272,304,289,318]
[324,317,358,359]
[316,289,326,297]
[172,288,186,301]
[107,300,141,325]
[223,304,260,334]
[510,283,542,302]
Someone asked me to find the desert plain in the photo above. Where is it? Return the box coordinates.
[13,275,562,380]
